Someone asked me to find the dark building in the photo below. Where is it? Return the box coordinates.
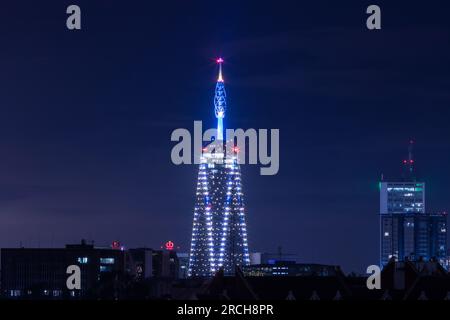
[192,267,352,300]
[127,248,179,280]
[169,261,450,301]
[1,240,125,299]
[152,250,179,278]
[127,248,153,281]
[242,261,341,277]
[249,250,298,265]
[380,212,447,266]
[177,252,189,279]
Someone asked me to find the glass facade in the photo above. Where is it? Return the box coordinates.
[380,181,447,268]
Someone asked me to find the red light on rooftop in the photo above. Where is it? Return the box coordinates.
[111,241,121,250]
[216,58,224,64]
[165,241,174,251]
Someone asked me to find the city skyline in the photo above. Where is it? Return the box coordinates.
[1,1,450,274]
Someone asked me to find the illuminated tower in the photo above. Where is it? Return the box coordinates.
[188,59,250,277]
[380,141,447,269]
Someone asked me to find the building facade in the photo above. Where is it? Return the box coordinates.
[380,182,425,214]
[379,143,447,268]
[242,262,341,277]
[127,248,154,280]
[380,212,447,266]
[249,251,298,265]
[177,252,189,279]
[1,240,125,299]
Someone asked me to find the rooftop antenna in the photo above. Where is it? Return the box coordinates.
[403,140,415,181]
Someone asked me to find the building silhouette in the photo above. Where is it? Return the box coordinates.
[0,241,180,299]
[1,240,125,299]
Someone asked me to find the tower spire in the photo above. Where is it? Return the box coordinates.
[214,58,226,141]
[217,57,224,82]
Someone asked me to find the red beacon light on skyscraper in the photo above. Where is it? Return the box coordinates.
[165,241,174,251]
[111,241,121,250]
[216,58,224,64]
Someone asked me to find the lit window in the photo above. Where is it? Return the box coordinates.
[77,257,88,264]
[100,265,112,272]
[100,258,115,264]
[384,232,389,237]
[10,290,21,297]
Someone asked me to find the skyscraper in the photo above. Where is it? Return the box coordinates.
[380,142,447,267]
[188,59,250,277]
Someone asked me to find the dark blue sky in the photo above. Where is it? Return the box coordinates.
[1,0,450,273]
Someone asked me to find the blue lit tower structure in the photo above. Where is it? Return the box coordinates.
[214,58,226,141]
[188,59,250,277]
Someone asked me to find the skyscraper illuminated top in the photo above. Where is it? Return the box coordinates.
[380,141,424,215]
[188,59,250,277]
[379,142,447,269]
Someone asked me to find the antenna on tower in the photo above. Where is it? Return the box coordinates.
[403,139,415,181]
[214,58,226,141]
[217,57,224,82]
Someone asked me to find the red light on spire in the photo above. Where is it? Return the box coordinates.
[165,241,174,251]
[111,241,121,250]
[216,58,224,82]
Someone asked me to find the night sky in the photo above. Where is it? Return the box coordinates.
[1,0,450,273]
